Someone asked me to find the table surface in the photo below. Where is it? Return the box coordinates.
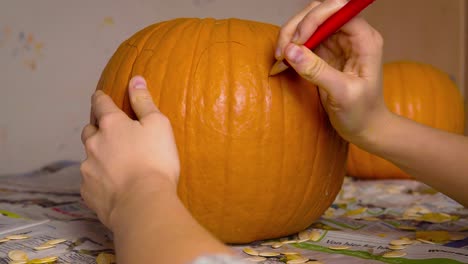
[0,161,467,264]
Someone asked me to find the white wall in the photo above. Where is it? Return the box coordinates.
[0,0,310,173]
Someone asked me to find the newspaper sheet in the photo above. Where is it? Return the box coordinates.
[1,161,467,263]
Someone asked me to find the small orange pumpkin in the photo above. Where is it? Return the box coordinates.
[96,18,348,243]
[347,61,465,179]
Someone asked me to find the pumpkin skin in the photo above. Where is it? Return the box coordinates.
[96,18,348,243]
[347,61,465,179]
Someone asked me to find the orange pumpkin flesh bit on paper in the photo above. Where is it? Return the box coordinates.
[347,61,465,179]
[96,18,347,243]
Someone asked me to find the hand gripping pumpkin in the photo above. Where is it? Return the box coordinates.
[96,18,347,243]
[347,61,465,179]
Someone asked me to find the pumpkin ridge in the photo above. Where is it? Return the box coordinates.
[219,18,236,237]
[116,20,161,95]
[181,19,206,214]
[138,19,189,62]
[120,31,159,116]
[110,44,136,113]
[274,83,295,232]
[439,73,452,130]
[397,63,407,118]
[316,131,342,219]
[127,45,143,87]
[127,20,171,51]
[178,20,222,221]
[299,105,325,229]
[415,63,426,124]
[243,19,269,237]
[272,76,290,236]
[121,46,140,117]
[130,20,186,116]
[276,61,287,235]
[302,93,332,225]
[158,20,196,107]
[258,23,270,236]
[428,66,439,128]
[121,22,175,112]
[313,109,344,225]
[281,91,322,233]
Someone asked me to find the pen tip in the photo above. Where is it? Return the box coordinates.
[269,60,289,76]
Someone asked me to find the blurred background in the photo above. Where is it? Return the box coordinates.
[1,0,466,173]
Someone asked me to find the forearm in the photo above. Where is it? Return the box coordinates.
[111,179,232,264]
[361,111,468,207]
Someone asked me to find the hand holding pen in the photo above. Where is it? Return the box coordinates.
[270,0,376,75]
[271,0,384,146]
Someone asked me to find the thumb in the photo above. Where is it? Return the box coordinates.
[128,76,160,120]
[284,43,347,95]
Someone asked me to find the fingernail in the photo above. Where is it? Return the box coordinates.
[292,31,300,43]
[285,44,303,64]
[95,90,104,95]
[275,47,282,60]
[130,76,147,89]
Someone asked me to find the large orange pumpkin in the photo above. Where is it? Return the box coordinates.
[96,18,347,243]
[347,61,465,179]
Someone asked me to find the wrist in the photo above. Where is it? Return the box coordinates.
[108,175,178,231]
[354,107,396,153]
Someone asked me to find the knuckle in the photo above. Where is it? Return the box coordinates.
[306,1,320,10]
[80,190,93,210]
[302,57,326,82]
[147,112,171,127]
[84,137,98,154]
[80,184,86,197]
[372,30,384,48]
[80,129,87,144]
[278,27,290,43]
[79,162,92,182]
[278,27,288,36]
[157,113,171,126]
[99,112,120,128]
[301,14,318,30]
[94,92,107,104]
[295,22,306,39]
[79,167,94,210]
[342,80,357,96]
[79,162,87,176]
[81,125,93,143]
[343,80,363,102]
[133,95,154,105]
[331,0,348,7]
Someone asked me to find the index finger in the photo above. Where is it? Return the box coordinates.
[91,90,123,125]
[290,0,348,45]
[275,1,321,59]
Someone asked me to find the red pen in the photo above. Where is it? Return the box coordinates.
[269,0,376,76]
